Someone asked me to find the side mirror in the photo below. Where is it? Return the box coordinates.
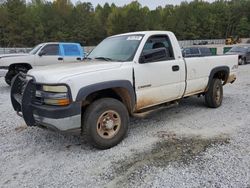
[38,50,46,56]
[139,47,168,64]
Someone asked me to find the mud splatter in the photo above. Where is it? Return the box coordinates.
[103,135,230,187]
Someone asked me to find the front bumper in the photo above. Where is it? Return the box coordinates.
[11,73,82,132]
[0,66,8,77]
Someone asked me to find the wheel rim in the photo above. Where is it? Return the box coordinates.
[239,58,243,65]
[215,85,221,103]
[96,110,121,139]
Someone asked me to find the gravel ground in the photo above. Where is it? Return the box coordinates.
[0,65,250,188]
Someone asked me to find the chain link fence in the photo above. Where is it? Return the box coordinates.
[0,47,95,55]
[178,39,225,47]
[0,47,32,54]
[1,38,249,55]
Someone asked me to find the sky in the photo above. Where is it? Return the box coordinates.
[78,0,216,9]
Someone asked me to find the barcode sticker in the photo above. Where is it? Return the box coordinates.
[127,36,142,41]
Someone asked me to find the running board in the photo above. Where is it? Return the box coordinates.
[133,101,179,118]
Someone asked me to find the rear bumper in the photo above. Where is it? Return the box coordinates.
[226,73,237,84]
[11,74,82,132]
[0,67,8,77]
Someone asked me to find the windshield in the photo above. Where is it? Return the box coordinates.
[87,34,144,62]
[29,44,44,55]
[229,46,248,53]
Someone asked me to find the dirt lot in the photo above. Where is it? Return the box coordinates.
[0,65,250,188]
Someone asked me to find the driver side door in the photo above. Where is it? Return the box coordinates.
[35,44,63,66]
[133,35,185,110]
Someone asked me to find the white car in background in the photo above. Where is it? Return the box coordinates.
[0,42,84,85]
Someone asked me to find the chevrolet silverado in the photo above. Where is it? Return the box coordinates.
[11,31,238,149]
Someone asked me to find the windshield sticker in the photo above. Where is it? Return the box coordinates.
[127,36,142,41]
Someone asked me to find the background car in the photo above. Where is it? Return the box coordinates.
[225,45,250,65]
[182,47,212,58]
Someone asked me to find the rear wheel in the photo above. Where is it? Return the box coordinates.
[239,57,246,65]
[205,78,223,108]
[82,98,129,149]
[5,66,28,86]
[243,58,247,65]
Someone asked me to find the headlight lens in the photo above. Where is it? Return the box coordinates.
[42,85,68,93]
[35,85,70,106]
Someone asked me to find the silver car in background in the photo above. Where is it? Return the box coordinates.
[226,45,250,65]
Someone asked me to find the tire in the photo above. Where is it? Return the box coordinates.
[5,70,16,86]
[82,98,129,149]
[239,58,246,65]
[4,66,28,86]
[205,78,223,108]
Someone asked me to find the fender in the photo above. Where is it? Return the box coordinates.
[207,66,230,89]
[76,80,136,108]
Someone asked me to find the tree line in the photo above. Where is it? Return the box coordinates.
[0,0,250,47]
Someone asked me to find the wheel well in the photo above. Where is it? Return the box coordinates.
[9,63,32,71]
[213,70,228,81]
[81,88,134,115]
[206,67,229,91]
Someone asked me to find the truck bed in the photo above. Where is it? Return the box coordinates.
[183,55,238,97]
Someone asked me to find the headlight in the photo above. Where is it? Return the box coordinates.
[42,85,68,93]
[36,85,70,106]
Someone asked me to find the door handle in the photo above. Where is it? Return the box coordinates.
[58,57,63,61]
[76,57,81,61]
[172,65,179,72]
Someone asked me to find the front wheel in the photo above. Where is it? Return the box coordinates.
[82,98,129,149]
[5,70,16,86]
[205,78,223,108]
[5,66,28,86]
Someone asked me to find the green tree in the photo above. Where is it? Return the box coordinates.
[236,17,250,37]
[1,0,250,47]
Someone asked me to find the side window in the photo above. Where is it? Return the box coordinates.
[200,48,211,55]
[63,44,81,56]
[190,48,199,55]
[184,48,191,55]
[41,44,59,56]
[141,35,174,63]
[248,47,250,53]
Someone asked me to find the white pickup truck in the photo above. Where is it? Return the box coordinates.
[0,42,84,85]
[11,31,237,149]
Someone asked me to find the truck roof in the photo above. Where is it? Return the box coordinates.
[112,31,174,38]
[39,42,81,45]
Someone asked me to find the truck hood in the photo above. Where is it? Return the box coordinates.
[0,53,29,59]
[28,61,123,83]
[0,53,33,66]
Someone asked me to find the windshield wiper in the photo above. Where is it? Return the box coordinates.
[94,57,114,61]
